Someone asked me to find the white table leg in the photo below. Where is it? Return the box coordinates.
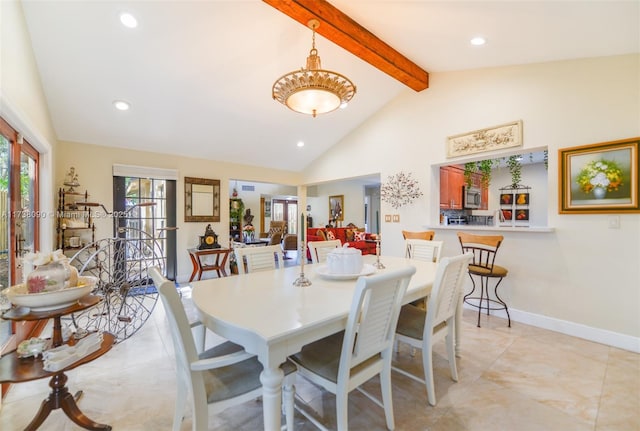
[455,291,463,358]
[260,367,284,431]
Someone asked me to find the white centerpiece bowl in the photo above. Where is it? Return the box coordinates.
[326,246,363,275]
[4,276,97,311]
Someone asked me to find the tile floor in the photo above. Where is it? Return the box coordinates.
[1,288,638,431]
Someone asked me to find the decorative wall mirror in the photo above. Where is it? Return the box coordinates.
[185,177,220,222]
[329,195,344,221]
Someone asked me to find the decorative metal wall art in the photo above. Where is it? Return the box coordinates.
[380,172,423,209]
[447,120,523,158]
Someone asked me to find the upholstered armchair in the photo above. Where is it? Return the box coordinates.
[260,220,286,238]
[282,233,297,259]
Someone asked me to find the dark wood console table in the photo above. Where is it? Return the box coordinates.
[188,248,231,281]
[0,295,114,430]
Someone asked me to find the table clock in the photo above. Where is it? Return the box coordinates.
[199,224,220,249]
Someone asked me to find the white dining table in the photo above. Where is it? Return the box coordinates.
[191,255,442,431]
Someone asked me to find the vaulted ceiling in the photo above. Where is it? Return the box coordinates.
[20,1,639,171]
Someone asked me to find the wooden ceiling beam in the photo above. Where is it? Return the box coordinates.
[263,0,429,91]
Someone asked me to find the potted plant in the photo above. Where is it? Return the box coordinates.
[229,198,244,223]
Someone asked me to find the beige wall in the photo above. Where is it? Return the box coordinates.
[307,178,373,228]
[303,54,640,349]
[57,141,301,280]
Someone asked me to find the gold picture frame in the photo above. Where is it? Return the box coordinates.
[184,177,221,222]
[559,137,639,214]
[329,195,344,221]
[447,120,523,158]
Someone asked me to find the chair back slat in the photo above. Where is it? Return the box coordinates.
[307,240,341,264]
[405,239,443,262]
[426,253,473,331]
[340,266,416,374]
[234,244,284,274]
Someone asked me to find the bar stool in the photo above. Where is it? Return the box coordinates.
[457,232,510,327]
[402,230,435,240]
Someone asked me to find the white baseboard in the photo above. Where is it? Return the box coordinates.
[462,303,640,353]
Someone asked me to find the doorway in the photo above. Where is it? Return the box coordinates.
[272,199,298,235]
[113,177,177,280]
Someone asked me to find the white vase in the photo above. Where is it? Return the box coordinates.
[593,186,607,199]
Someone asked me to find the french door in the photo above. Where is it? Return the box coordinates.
[113,176,177,280]
[0,117,40,388]
[272,199,298,235]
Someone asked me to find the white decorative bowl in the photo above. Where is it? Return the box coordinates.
[326,246,363,275]
[4,276,97,311]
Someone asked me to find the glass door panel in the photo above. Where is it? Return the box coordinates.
[287,202,298,235]
[272,199,298,235]
[15,149,38,281]
[0,134,9,291]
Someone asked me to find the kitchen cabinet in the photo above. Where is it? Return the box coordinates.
[440,166,489,210]
[440,166,465,209]
[470,175,489,210]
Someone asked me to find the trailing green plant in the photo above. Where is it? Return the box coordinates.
[506,155,522,187]
[476,159,496,188]
[463,159,496,188]
[463,162,478,187]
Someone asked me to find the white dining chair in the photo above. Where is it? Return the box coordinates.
[290,266,416,431]
[233,244,284,274]
[403,239,444,317]
[404,239,444,262]
[393,252,472,406]
[149,267,297,431]
[307,239,341,264]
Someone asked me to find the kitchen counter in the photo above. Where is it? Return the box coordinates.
[428,224,555,233]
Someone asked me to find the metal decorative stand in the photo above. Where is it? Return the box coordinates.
[373,238,385,269]
[293,240,312,287]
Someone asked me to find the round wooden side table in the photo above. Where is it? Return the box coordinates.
[0,295,114,430]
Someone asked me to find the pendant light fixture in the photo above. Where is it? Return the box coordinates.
[272,19,356,118]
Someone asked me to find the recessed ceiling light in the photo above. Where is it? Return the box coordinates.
[470,36,486,46]
[113,100,130,111]
[119,12,138,28]
[297,141,305,148]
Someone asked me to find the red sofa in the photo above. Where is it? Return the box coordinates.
[306,227,376,259]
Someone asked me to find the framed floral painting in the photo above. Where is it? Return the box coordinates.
[559,137,639,213]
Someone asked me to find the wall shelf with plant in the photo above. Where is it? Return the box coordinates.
[229,198,244,241]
